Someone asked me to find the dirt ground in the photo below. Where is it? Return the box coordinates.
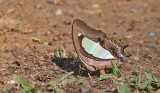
[0,0,160,92]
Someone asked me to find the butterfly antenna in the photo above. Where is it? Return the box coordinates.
[121,45,128,50]
[123,54,131,57]
[122,59,128,65]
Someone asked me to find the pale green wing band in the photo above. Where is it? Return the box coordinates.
[82,37,115,59]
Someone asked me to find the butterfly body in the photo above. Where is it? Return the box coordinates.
[72,19,130,73]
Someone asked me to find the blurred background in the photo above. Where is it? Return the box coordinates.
[0,0,160,92]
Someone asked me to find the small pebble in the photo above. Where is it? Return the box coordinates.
[6,8,15,14]
[48,53,55,56]
[112,9,117,13]
[45,31,51,36]
[30,37,41,43]
[52,37,58,41]
[79,84,91,93]
[25,33,37,37]
[92,3,100,9]
[52,25,57,28]
[83,9,102,15]
[22,28,34,33]
[36,5,41,9]
[133,55,140,61]
[46,0,60,4]
[125,35,133,39]
[46,0,54,4]
[55,9,63,15]
[7,80,16,84]
[148,32,158,37]
[64,21,71,25]
[90,81,99,87]
[43,42,49,45]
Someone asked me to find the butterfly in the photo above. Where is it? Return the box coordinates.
[72,19,130,74]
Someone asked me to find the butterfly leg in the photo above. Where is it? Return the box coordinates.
[78,64,84,75]
[99,69,106,75]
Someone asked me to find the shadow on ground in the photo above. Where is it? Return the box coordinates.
[51,58,102,77]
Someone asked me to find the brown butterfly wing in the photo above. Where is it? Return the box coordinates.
[72,19,126,71]
[72,19,106,55]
